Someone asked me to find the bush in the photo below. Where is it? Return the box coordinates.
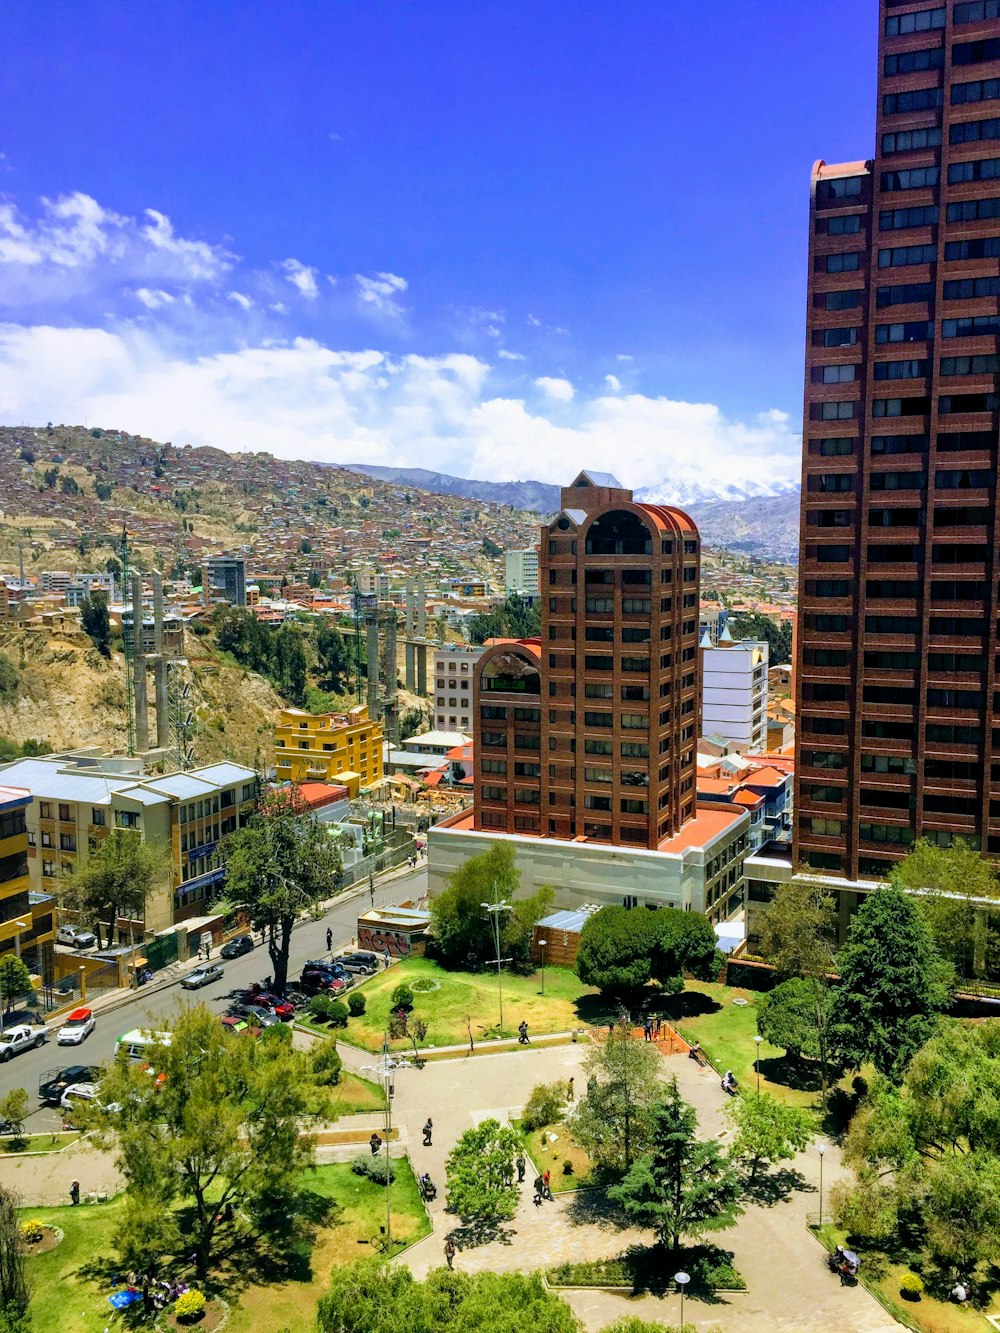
[313,1042,343,1086]
[391,984,414,1011]
[351,1154,372,1177]
[522,1081,567,1132]
[174,1289,207,1321]
[367,1155,395,1185]
[347,992,366,1017]
[562,1159,574,1176]
[900,1273,924,1299]
[327,1000,349,1028]
[309,994,332,1022]
[19,1219,44,1244]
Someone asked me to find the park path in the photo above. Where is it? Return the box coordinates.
[0,1136,122,1207]
[339,1035,898,1333]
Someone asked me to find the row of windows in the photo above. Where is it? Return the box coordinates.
[877,320,934,343]
[882,166,939,192]
[879,243,936,268]
[883,85,943,114]
[941,352,1000,373]
[943,313,1000,335]
[817,213,862,236]
[818,326,858,347]
[874,357,929,379]
[884,47,943,77]
[947,195,1000,221]
[951,116,1000,143]
[954,37,1000,67]
[882,127,941,155]
[822,251,861,273]
[884,7,944,35]
[953,77,1000,105]
[880,205,938,231]
[948,155,1000,182]
[876,281,934,306]
[955,0,1000,21]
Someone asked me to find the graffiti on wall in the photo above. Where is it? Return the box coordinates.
[358,926,412,957]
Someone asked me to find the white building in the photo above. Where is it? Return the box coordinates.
[432,645,485,734]
[700,629,769,754]
[504,547,539,600]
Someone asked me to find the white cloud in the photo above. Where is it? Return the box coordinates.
[0,192,124,268]
[497,349,525,361]
[134,288,176,310]
[616,353,634,362]
[280,258,320,300]
[534,376,574,402]
[356,271,408,318]
[227,291,253,310]
[141,209,234,280]
[603,374,621,392]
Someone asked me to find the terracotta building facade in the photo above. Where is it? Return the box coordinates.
[797,0,1000,880]
[473,472,701,851]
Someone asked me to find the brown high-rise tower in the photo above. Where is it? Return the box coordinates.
[472,472,701,850]
[797,0,1000,880]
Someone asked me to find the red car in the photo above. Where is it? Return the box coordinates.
[248,990,295,1020]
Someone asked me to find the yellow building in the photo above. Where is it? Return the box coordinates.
[0,784,55,981]
[275,705,384,796]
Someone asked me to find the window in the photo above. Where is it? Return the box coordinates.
[955,0,1000,19]
[874,359,929,380]
[584,655,614,671]
[622,597,652,613]
[585,739,613,756]
[881,167,940,191]
[953,36,1000,66]
[585,597,614,613]
[621,713,649,729]
[620,798,648,815]
[883,86,943,114]
[584,711,613,727]
[945,236,1000,261]
[819,214,862,235]
[865,614,920,633]
[58,803,70,822]
[481,785,506,802]
[621,741,649,757]
[941,353,1000,374]
[938,429,995,449]
[584,794,611,811]
[823,290,862,310]
[951,116,1000,144]
[953,77,1000,105]
[880,206,939,231]
[514,788,539,805]
[812,364,856,383]
[883,125,944,153]
[819,327,858,347]
[942,314,1000,337]
[584,767,612,783]
[40,831,51,848]
[948,157,1000,186]
[91,807,106,826]
[807,751,846,769]
[808,579,850,597]
[585,510,652,556]
[876,321,934,344]
[621,627,651,642]
[947,196,1000,221]
[813,400,856,421]
[884,47,943,76]
[878,244,937,268]
[872,396,931,416]
[41,859,54,878]
[822,251,861,272]
[481,759,507,774]
[872,433,928,453]
[876,282,935,306]
[817,176,863,202]
[117,810,140,829]
[885,7,945,33]
[939,391,999,412]
[810,816,844,837]
[584,683,613,699]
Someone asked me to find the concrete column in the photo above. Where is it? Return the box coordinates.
[416,642,428,697]
[405,580,415,637]
[153,657,170,749]
[366,616,381,719]
[404,641,416,692]
[416,575,426,638]
[151,571,165,652]
[382,610,398,706]
[131,574,149,753]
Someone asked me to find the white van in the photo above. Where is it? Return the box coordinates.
[115,1028,172,1062]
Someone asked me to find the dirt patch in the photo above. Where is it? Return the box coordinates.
[160,1296,229,1332]
[22,1224,63,1257]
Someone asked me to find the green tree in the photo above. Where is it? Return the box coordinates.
[0,959,32,1018]
[724,1091,812,1181]
[756,978,824,1060]
[59,475,79,496]
[522,1081,567,1132]
[468,594,541,645]
[41,467,59,488]
[759,879,837,1106]
[608,1078,743,1254]
[316,624,352,694]
[93,480,113,501]
[428,842,518,970]
[445,1117,522,1225]
[0,1090,29,1144]
[221,787,342,992]
[891,837,1000,982]
[649,910,722,993]
[69,829,165,949]
[0,1187,29,1331]
[575,907,664,995]
[572,1017,664,1172]
[728,611,792,663]
[89,1005,321,1278]
[79,590,111,657]
[316,1260,580,1332]
[0,657,19,702]
[828,885,951,1082]
[481,537,503,558]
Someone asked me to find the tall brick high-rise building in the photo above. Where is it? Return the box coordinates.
[797,0,1000,881]
[472,471,702,849]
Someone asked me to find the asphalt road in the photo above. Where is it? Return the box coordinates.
[1,865,428,1126]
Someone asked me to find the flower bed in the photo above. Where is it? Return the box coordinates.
[548,1244,745,1293]
[160,1294,230,1331]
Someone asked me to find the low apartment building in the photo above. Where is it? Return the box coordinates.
[275,705,383,796]
[0,785,55,981]
[433,645,485,734]
[699,630,769,755]
[0,755,258,932]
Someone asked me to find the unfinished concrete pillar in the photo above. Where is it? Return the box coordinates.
[416,575,426,638]
[416,642,428,697]
[131,574,149,753]
[405,579,415,637]
[404,640,416,692]
[366,615,380,719]
[153,658,169,749]
[151,571,165,652]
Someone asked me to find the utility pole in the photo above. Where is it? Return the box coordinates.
[481,893,513,1034]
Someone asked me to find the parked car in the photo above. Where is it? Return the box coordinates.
[220,934,254,960]
[57,1008,96,1046]
[305,960,354,988]
[60,1082,97,1109]
[247,991,294,1020]
[55,925,97,950]
[0,1024,47,1061]
[219,1016,261,1039]
[226,1003,280,1028]
[39,1065,100,1106]
[180,962,225,990]
[337,951,380,975]
[298,968,347,996]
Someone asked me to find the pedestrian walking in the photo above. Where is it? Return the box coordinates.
[69,1180,80,1206]
[326,927,333,952]
[643,1020,652,1042]
[542,1169,551,1200]
[654,1016,661,1041]
[370,1132,382,1157]
[369,873,375,907]
[516,1152,526,1182]
[444,1237,456,1269]
[532,1176,544,1206]
[384,948,391,969]
[422,1117,433,1146]
[567,1077,574,1102]
[518,1020,529,1045]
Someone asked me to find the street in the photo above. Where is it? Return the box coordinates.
[0,865,427,1123]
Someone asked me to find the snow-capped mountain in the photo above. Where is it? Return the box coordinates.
[636,476,800,507]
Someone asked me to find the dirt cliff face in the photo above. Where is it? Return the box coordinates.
[0,627,279,769]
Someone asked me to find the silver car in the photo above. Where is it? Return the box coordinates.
[180,962,225,990]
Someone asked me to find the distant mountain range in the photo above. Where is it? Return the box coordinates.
[343,463,800,563]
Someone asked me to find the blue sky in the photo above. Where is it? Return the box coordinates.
[0,1,877,495]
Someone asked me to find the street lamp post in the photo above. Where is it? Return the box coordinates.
[481,896,513,1034]
[538,938,547,995]
[754,1034,764,1092]
[817,1141,827,1229]
[675,1270,690,1328]
[363,1036,407,1252]
[12,921,28,960]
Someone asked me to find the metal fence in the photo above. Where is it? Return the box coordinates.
[339,835,416,891]
[144,932,180,975]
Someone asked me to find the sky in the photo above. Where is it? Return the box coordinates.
[0,2,878,493]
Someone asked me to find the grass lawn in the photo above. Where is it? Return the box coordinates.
[0,1131,79,1154]
[341,956,612,1052]
[519,1119,596,1192]
[324,1070,385,1117]
[23,1161,430,1333]
[815,1224,1000,1333]
[665,981,852,1120]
